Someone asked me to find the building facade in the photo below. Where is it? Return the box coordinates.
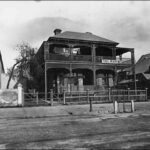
[35,29,135,100]
[118,53,150,96]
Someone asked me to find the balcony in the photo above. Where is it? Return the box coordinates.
[45,53,92,62]
[72,55,92,62]
[96,56,131,64]
[45,53,131,65]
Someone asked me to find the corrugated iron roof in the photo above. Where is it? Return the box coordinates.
[116,47,132,55]
[121,59,132,64]
[124,53,150,75]
[118,79,133,84]
[50,31,119,45]
[142,73,150,80]
[135,53,150,74]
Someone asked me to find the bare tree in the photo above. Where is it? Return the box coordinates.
[6,42,35,89]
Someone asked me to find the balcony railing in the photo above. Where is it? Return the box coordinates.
[72,55,92,61]
[45,53,70,61]
[45,53,131,64]
[46,53,92,62]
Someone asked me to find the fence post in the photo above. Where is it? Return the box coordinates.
[123,101,126,113]
[89,96,93,112]
[114,100,118,114]
[36,92,39,105]
[63,90,66,105]
[87,89,89,103]
[131,100,135,112]
[50,89,53,106]
[145,88,148,101]
[128,88,130,101]
[108,88,111,101]
[18,83,24,107]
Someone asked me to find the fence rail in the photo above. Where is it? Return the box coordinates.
[64,89,147,104]
[23,89,147,106]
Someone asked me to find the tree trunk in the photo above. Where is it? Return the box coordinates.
[6,61,20,89]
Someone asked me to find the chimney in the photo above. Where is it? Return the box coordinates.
[86,32,92,34]
[54,29,62,35]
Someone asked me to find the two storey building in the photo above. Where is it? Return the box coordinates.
[36,29,136,100]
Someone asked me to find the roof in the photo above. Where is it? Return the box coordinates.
[136,73,150,80]
[49,31,119,45]
[134,53,150,74]
[118,79,133,84]
[121,59,132,64]
[118,79,138,84]
[142,73,150,80]
[116,47,132,55]
[0,51,5,73]
[123,53,150,74]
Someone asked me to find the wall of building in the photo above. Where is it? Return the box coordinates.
[0,89,18,106]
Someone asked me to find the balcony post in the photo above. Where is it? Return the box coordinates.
[44,41,49,60]
[119,55,122,61]
[69,45,73,92]
[45,63,47,101]
[131,49,136,90]
[112,47,116,59]
[92,44,96,88]
[69,44,73,61]
[44,42,49,101]
[114,66,118,87]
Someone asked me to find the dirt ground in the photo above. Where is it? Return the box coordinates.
[0,101,150,149]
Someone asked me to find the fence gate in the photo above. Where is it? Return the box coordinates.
[24,90,63,106]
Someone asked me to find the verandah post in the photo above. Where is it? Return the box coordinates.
[45,63,47,101]
[44,42,49,101]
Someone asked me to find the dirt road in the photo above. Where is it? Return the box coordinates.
[0,102,150,149]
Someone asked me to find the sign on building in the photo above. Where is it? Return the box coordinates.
[102,59,120,64]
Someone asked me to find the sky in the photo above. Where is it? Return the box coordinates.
[0,1,150,71]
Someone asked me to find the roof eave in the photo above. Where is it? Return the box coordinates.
[48,37,119,46]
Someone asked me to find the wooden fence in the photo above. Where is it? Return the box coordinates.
[23,88,147,106]
[63,89,147,105]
